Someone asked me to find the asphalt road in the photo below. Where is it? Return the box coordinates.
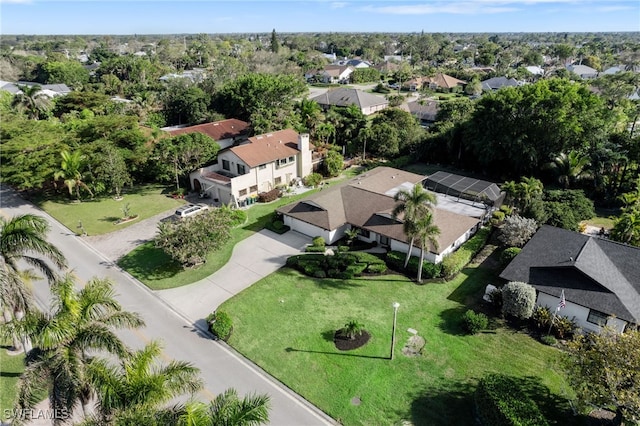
[0,185,334,426]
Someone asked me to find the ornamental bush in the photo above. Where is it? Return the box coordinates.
[258,188,281,203]
[303,172,323,188]
[206,311,233,341]
[499,215,538,247]
[501,281,537,320]
[500,247,521,267]
[463,310,489,334]
[441,227,492,279]
[530,305,553,331]
[312,236,326,247]
[475,374,549,426]
[385,251,442,279]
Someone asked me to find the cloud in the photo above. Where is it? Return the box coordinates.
[330,2,348,8]
[362,2,519,15]
[0,0,33,4]
[596,5,635,12]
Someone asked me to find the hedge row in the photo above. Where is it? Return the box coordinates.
[264,220,291,234]
[475,374,549,426]
[286,252,386,279]
[258,188,281,203]
[386,250,442,279]
[441,227,492,279]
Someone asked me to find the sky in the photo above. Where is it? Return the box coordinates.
[1,0,639,35]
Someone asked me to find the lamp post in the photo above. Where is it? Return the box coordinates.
[391,302,400,360]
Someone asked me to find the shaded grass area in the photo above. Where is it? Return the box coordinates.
[35,184,185,236]
[1,347,25,420]
[584,207,619,230]
[118,189,321,290]
[220,266,576,426]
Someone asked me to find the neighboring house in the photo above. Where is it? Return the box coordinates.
[405,99,440,125]
[159,68,207,83]
[318,65,354,84]
[310,87,388,115]
[481,76,523,91]
[346,59,371,68]
[190,129,313,206]
[424,73,466,90]
[525,66,545,76]
[164,118,250,150]
[403,77,430,92]
[374,61,400,75]
[566,64,599,79]
[277,167,481,264]
[500,225,640,333]
[0,81,72,97]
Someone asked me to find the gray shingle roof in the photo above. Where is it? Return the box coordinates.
[500,225,640,323]
[310,88,388,110]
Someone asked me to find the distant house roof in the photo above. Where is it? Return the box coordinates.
[277,167,480,254]
[525,66,545,75]
[165,119,250,142]
[310,88,388,110]
[321,65,353,78]
[405,100,439,122]
[229,129,303,168]
[567,64,598,78]
[0,81,71,97]
[500,225,640,323]
[481,76,522,91]
[425,73,466,89]
[346,59,371,68]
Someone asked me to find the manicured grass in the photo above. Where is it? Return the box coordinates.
[220,266,575,425]
[36,184,186,236]
[118,189,321,290]
[584,207,619,230]
[1,347,25,420]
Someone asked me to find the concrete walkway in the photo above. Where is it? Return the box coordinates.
[156,229,310,327]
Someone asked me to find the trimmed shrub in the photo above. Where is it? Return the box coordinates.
[228,209,247,226]
[475,374,549,426]
[385,250,442,279]
[491,210,505,225]
[206,311,233,341]
[488,288,503,310]
[303,172,323,188]
[499,215,537,247]
[463,310,489,334]
[265,220,290,234]
[366,263,387,274]
[499,205,513,216]
[258,188,281,203]
[337,245,349,253]
[305,245,327,253]
[502,281,537,320]
[441,227,492,279]
[540,335,557,346]
[312,236,326,247]
[500,247,521,266]
[287,251,386,278]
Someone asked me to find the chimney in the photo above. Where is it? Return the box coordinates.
[297,133,312,178]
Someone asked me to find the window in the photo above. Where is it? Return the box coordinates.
[249,185,258,193]
[275,177,282,185]
[359,228,370,238]
[237,164,246,175]
[587,309,608,326]
[288,156,295,163]
[259,164,266,170]
[239,189,247,197]
[222,159,230,171]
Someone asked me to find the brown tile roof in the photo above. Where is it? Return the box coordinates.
[426,73,467,89]
[201,171,231,183]
[166,119,250,141]
[229,129,301,168]
[277,167,480,254]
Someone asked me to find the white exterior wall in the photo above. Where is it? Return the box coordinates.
[284,217,332,242]
[362,104,388,115]
[536,292,628,334]
[389,239,437,263]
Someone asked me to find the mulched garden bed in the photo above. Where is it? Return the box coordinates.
[334,330,371,351]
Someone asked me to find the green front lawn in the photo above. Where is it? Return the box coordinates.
[118,189,321,290]
[220,266,575,425]
[1,347,25,421]
[36,184,186,236]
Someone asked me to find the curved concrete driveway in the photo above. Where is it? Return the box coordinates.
[157,229,310,326]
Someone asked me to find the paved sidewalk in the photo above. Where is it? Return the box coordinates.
[156,229,310,327]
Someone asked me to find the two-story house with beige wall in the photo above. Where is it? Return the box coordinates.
[190,129,313,206]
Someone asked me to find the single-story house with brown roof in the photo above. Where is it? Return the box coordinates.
[277,167,481,263]
[164,118,250,150]
[190,129,313,206]
[425,73,466,90]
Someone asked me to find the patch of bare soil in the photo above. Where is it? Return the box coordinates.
[334,330,371,351]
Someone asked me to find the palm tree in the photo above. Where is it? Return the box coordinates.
[296,98,323,136]
[414,212,440,283]
[11,84,52,120]
[392,184,437,268]
[205,388,270,426]
[544,151,591,188]
[610,209,640,247]
[341,320,365,340]
[85,340,202,424]
[54,150,94,201]
[0,214,66,350]
[517,177,543,211]
[4,274,144,424]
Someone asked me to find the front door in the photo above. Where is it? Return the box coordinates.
[380,236,389,247]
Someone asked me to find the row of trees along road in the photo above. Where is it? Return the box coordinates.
[0,214,271,425]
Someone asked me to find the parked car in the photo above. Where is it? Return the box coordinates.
[174,204,209,219]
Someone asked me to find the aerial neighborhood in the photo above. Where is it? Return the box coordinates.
[1,8,640,426]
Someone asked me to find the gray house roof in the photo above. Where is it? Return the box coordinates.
[481,76,522,91]
[310,88,388,110]
[406,100,439,122]
[0,81,71,96]
[500,225,640,323]
[567,64,598,78]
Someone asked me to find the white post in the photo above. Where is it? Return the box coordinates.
[391,302,400,360]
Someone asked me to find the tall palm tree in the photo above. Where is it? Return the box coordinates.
[296,98,323,136]
[392,184,437,268]
[544,151,591,188]
[3,274,144,424]
[54,150,94,201]
[85,340,202,424]
[0,214,66,350]
[414,212,440,283]
[204,388,270,426]
[610,209,640,247]
[517,177,543,211]
[11,84,52,120]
